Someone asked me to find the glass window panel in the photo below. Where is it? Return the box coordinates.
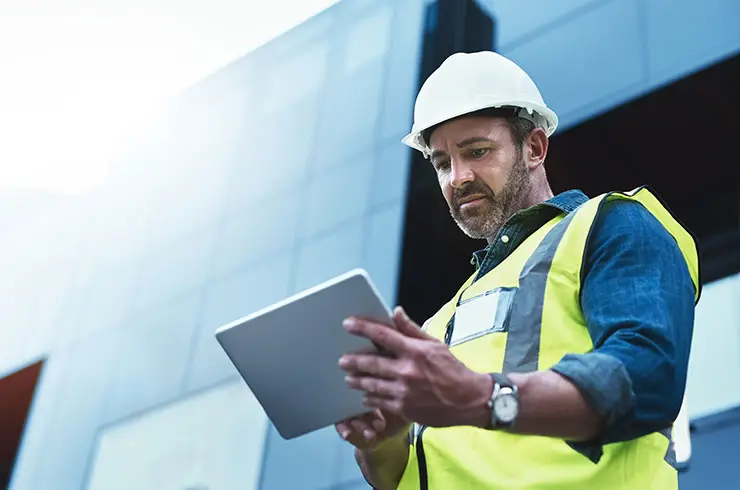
[369,139,411,209]
[302,156,374,238]
[86,380,268,490]
[263,43,330,112]
[134,227,216,312]
[363,202,404,304]
[293,222,364,292]
[102,292,202,424]
[260,426,337,490]
[342,7,393,73]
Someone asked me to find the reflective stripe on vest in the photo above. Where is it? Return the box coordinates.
[396,187,697,490]
[503,209,578,373]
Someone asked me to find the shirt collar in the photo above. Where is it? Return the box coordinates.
[539,189,589,215]
[469,189,589,268]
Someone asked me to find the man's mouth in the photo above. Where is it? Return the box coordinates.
[458,195,488,208]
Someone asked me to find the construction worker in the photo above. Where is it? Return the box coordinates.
[335,51,699,489]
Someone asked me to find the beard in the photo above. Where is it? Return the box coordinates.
[449,155,530,240]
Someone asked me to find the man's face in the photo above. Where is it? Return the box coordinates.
[428,116,530,240]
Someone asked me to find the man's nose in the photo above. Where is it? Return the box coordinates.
[450,160,475,189]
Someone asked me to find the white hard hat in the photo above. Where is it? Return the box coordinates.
[401,51,558,157]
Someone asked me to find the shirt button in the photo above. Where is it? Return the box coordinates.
[501,235,510,244]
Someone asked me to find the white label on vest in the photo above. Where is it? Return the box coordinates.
[450,291,501,345]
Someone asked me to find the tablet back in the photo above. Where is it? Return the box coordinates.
[215,269,392,439]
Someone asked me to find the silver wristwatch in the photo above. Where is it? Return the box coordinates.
[487,373,519,429]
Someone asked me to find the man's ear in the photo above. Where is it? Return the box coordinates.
[525,127,548,169]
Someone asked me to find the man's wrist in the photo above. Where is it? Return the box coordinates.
[462,372,494,429]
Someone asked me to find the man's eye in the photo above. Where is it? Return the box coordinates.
[433,160,450,171]
[470,148,489,158]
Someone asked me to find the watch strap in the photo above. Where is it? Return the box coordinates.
[491,372,514,389]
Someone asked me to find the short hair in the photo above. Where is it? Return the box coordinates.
[422,107,538,151]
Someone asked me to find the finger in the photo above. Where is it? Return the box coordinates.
[339,354,403,378]
[364,394,401,414]
[363,410,387,434]
[337,419,367,446]
[343,430,370,448]
[343,317,411,355]
[370,410,387,433]
[349,416,375,441]
[335,421,351,440]
[346,375,404,398]
[393,306,435,340]
[338,419,370,447]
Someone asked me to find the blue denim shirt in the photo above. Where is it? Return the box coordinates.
[471,189,696,463]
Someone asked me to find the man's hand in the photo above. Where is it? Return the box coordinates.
[334,409,409,451]
[335,409,411,490]
[339,307,493,429]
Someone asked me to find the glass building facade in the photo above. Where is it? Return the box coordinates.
[1,0,738,489]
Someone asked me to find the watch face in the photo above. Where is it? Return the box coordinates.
[494,394,518,423]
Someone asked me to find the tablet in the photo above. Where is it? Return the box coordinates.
[214,268,393,439]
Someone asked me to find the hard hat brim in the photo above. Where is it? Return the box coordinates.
[401,101,559,156]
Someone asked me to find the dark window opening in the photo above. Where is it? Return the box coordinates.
[0,360,44,489]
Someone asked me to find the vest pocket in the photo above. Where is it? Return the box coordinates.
[449,287,516,347]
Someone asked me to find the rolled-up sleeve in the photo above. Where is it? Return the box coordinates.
[550,199,696,463]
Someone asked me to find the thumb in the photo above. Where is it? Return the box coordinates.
[393,306,433,340]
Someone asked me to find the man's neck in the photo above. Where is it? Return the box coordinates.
[521,185,555,210]
[485,185,554,245]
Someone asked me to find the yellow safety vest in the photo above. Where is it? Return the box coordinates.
[396,187,700,490]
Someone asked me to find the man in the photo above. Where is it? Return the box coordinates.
[335,51,699,489]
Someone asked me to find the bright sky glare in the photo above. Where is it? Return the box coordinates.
[0,0,340,195]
